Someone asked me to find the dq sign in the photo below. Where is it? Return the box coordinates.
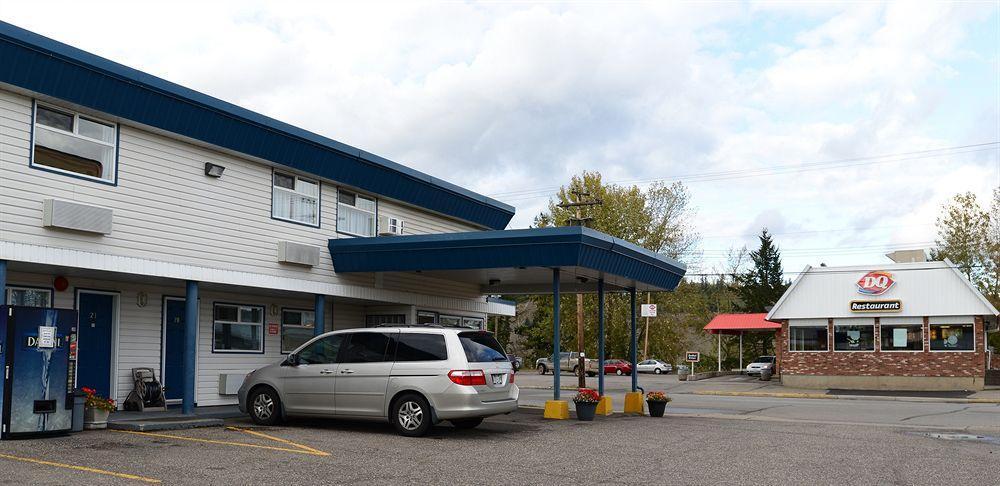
[857,271,895,296]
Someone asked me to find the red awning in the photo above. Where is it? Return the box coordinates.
[704,313,781,334]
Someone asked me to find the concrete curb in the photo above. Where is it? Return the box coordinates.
[108,418,225,431]
[692,390,1000,404]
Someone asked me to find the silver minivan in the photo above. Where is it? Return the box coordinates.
[237,327,518,436]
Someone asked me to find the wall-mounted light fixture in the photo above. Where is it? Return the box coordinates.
[204,162,225,178]
[488,278,501,286]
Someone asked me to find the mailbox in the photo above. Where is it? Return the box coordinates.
[0,306,77,439]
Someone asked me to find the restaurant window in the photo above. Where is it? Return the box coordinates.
[416,311,437,325]
[5,286,53,307]
[880,323,923,351]
[366,314,406,327]
[439,315,462,327]
[789,326,828,351]
[213,304,264,353]
[272,171,320,226]
[929,323,974,351]
[462,317,485,329]
[32,103,117,183]
[337,190,376,236]
[281,309,315,354]
[834,323,875,351]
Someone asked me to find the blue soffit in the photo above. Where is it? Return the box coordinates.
[0,21,515,230]
[328,226,688,291]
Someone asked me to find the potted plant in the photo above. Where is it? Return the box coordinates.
[572,388,601,421]
[645,391,671,417]
[82,387,115,429]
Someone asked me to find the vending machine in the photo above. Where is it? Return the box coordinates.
[0,306,77,439]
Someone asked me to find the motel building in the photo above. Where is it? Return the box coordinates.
[0,22,686,416]
[766,254,1000,391]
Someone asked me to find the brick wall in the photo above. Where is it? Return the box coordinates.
[777,316,985,378]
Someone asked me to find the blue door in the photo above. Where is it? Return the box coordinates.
[163,298,186,400]
[77,292,116,399]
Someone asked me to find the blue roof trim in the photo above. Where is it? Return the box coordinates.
[0,21,515,230]
[328,227,687,291]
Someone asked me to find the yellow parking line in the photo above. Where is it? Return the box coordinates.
[112,430,328,456]
[226,426,329,456]
[0,452,160,483]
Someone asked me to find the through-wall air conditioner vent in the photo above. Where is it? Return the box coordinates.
[378,216,404,236]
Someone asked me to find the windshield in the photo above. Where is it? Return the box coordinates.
[752,356,774,364]
[459,331,508,362]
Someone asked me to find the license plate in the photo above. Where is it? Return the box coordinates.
[491,374,504,385]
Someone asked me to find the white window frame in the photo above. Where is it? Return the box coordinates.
[4,285,54,307]
[788,325,829,352]
[272,171,321,227]
[280,308,315,354]
[336,189,377,237]
[879,321,924,352]
[929,322,976,353]
[32,101,118,184]
[212,303,265,354]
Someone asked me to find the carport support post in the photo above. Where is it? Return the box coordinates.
[314,294,326,336]
[597,278,605,396]
[0,260,6,306]
[630,287,637,393]
[183,280,199,415]
[739,331,744,370]
[552,268,561,401]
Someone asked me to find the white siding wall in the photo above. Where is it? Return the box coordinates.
[0,88,486,301]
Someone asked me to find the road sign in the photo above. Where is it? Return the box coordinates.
[640,304,657,317]
[685,351,700,363]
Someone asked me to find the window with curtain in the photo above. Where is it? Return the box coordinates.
[213,303,264,353]
[272,171,320,226]
[337,190,376,236]
[5,286,53,307]
[32,103,117,182]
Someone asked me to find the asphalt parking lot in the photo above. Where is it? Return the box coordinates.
[1,405,998,485]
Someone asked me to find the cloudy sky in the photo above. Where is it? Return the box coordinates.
[4,1,998,275]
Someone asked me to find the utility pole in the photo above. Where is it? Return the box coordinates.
[557,185,602,388]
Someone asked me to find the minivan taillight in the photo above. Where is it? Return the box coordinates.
[448,370,486,386]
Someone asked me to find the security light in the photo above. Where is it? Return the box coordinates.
[204,162,225,178]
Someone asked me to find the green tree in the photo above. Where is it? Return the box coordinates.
[931,192,988,285]
[733,229,788,356]
[516,171,701,364]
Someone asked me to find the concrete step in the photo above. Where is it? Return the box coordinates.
[108,417,224,432]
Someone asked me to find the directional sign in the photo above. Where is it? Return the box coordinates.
[640,304,657,317]
[685,351,700,363]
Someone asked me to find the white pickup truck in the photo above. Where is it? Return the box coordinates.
[535,352,599,376]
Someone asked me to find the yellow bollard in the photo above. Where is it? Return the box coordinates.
[623,392,644,415]
[595,396,613,416]
[543,400,570,419]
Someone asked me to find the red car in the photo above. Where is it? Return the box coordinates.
[604,359,632,375]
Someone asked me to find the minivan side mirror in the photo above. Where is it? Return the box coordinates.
[283,354,300,367]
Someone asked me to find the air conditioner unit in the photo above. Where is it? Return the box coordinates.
[378,216,404,236]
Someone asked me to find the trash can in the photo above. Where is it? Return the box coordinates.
[677,365,690,381]
[70,389,86,432]
[760,369,772,381]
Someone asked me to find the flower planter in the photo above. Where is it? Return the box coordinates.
[84,407,110,430]
[647,400,667,417]
[575,402,598,421]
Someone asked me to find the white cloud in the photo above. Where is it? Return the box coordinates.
[2,0,996,273]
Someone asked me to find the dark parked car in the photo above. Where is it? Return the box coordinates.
[603,359,633,376]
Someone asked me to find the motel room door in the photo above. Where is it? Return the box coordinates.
[162,297,188,402]
[76,290,118,399]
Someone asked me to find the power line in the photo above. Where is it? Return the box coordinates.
[682,263,986,278]
[490,142,999,203]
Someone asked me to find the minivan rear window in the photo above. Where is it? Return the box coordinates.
[395,333,448,361]
[458,331,507,363]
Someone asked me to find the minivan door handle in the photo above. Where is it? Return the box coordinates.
[339,369,355,374]
[319,369,335,375]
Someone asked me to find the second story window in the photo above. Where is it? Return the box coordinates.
[32,103,117,184]
[337,190,376,237]
[272,171,320,226]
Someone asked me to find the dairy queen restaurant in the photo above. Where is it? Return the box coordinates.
[766,255,1000,390]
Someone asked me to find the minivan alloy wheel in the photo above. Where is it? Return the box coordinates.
[397,401,424,431]
[253,392,274,420]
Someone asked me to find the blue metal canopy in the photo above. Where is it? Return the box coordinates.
[0,21,514,230]
[328,227,687,292]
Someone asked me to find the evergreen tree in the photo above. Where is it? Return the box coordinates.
[736,228,788,313]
